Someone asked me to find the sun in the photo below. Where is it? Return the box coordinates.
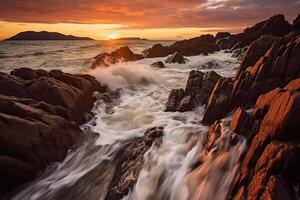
[107,33,119,40]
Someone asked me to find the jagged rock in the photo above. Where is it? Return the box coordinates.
[202,35,300,124]
[228,80,300,200]
[221,15,291,49]
[0,68,105,196]
[165,71,221,112]
[293,14,300,30]
[215,32,231,40]
[105,127,164,200]
[230,107,251,136]
[91,46,142,68]
[202,78,233,124]
[150,61,165,68]
[231,47,248,60]
[142,44,171,58]
[165,89,185,112]
[234,35,278,79]
[165,52,189,64]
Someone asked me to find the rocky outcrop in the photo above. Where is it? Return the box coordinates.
[228,78,300,200]
[143,34,218,58]
[220,14,291,50]
[91,46,143,68]
[165,70,221,112]
[165,52,189,64]
[150,61,165,68]
[202,35,300,124]
[142,44,172,58]
[0,68,106,196]
[105,127,164,200]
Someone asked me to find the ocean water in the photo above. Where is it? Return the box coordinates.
[0,40,244,200]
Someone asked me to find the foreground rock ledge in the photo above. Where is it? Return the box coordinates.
[0,68,106,196]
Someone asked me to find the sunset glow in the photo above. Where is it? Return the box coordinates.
[0,0,299,40]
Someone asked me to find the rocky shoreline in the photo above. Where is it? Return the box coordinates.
[0,13,299,199]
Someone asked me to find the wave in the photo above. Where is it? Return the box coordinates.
[89,62,163,90]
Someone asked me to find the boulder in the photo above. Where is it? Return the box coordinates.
[91,46,143,68]
[215,32,231,40]
[150,61,165,68]
[142,44,171,58]
[0,68,106,196]
[165,52,189,64]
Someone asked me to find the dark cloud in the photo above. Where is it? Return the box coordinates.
[0,0,299,31]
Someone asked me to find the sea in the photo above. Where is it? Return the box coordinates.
[0,40,245,200]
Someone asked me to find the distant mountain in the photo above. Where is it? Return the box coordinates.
[111,37,148,41]
[5,31,94,41]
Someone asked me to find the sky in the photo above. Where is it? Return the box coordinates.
[0,0,299,40]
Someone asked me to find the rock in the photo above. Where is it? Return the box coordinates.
[215,32,231,40]
[165,70,221,112]
[165,52,189,64]
[91,46,142,68]
[0,68,106,196]
[165,89,185,112]
[202,35,300,124]
[143,34,218,58]
[202,78,233,124]
[230,107,251,136]
[142,44,171,58]
[221,15,291,49]
[228,80,300,200]
[231,47,248,60]
[150,61,165,68]
[293,14,300,30]
[5,68,106,124]
[105,127,164,200]
[234,35,278,79]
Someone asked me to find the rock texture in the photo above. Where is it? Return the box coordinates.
[165,70,221,112]
[202,35,300,124]
[0,68,106,196]
[91,46,143,68]
[165,52,189,64]
[228,78,300,200]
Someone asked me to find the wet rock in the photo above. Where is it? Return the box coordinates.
[105,127,164,200]
[231,47,248,60]
[150,61,165,68]
[230,107,250,136]
[0,68,106,196]
[165,52,189,64]
[165,89,185,112]
[166,70,221,112]
[91,46,143,68]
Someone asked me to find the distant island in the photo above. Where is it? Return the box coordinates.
[5,31,94,41]
[110,37,148,41]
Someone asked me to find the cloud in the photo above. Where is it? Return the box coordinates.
[0,0,299,31]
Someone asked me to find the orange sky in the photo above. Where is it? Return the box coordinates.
[0,0,299,40]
